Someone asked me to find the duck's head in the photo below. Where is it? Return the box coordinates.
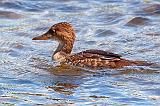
[32,22,76,55]
[32,22,76,44]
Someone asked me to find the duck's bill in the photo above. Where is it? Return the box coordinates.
[32,33,50,40]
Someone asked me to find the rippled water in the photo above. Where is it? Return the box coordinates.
[0,0,160,105]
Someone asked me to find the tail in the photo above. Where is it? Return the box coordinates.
[131,60,154,66]
[111,58,154,68]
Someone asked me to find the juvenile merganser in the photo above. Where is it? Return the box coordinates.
[32,22,150,69]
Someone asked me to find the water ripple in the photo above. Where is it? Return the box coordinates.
[0,0,160,105]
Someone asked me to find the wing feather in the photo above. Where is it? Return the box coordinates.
[68,49,122,62]
[76,49,121,59]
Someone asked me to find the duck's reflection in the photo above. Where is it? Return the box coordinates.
[49,64,87,76]
[46,63,96,95]
[48,63,97,76]
[47,82,79,95]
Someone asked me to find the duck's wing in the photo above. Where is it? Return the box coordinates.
[69,49,121,61]
[67,49,128,68]
[81,49,122,59]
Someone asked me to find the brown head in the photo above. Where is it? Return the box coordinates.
[32,22,76,54]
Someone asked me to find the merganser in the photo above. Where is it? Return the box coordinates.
[32,22,150,69]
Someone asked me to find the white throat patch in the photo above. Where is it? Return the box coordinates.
[52,52,67,62]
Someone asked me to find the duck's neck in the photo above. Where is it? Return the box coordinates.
[52,40,74,62]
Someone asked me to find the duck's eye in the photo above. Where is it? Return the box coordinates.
[48,29,55,34]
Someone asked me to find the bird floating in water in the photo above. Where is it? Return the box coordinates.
[32,22,151,69]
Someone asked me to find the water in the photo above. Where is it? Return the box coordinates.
[0,0,160,105]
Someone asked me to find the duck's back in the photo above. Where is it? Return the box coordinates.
[67,49,137,68]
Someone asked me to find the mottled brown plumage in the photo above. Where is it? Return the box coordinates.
[67,49,140,68]
[32,22,151,69]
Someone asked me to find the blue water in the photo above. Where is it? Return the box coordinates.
[0,0,160,105]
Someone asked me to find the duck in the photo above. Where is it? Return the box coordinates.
[32,22,150,69]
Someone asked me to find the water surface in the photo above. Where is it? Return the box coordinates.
[0,0,160,105]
